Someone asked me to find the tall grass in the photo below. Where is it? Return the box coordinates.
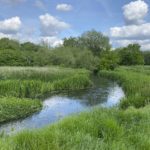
[0,74,91,98]
[99,66,150,108]
[0,106,150,150]
[0,97,42,123]
[0,66,89,81]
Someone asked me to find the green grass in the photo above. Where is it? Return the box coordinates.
[0,66,89,81]
[0,66,91,124]
[99,66,150,109]
[0,67,91,98]
[0,66,149,150]
[0,97,42,123]
[0,106,150,150]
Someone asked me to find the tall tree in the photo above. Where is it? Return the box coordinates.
[118,44,144,65]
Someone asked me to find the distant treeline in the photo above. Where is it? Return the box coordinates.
[0,30,149,70]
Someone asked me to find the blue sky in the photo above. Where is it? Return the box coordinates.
[0,0,150,50]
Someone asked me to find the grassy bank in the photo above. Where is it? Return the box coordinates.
[0,105,150,150]
[99,66,150,109]
[0,97,42,123]
[0,66,149,150]
[0,67,91,98]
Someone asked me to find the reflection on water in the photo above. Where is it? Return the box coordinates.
[0,77,125,134]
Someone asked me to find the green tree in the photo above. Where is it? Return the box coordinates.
[99,51,119,70]
[118,44,144,65]
[142,51,150,65]
[63,30,111,55]
[63,37,79,48]
[80,30,111,55]
[0,38,20,50]
[21,42,41,52]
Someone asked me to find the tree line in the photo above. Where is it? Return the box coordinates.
[0,30,149,71]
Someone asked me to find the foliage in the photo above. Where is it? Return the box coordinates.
[0,38,20,51]
[142,51,150,65]
[99,51,119,70]
[117,44,144,65]
[48,47,99,71]
[63,30,111,55]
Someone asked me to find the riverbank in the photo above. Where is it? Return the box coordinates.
[0,66,149,150]
[0,67,91,124]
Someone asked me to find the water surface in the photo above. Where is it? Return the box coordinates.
[0,77,124,134]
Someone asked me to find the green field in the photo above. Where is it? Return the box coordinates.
[0,66,149,150]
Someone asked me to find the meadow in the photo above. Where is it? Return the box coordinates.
[0,66,149,150]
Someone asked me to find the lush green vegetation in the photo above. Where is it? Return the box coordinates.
[0,30,147,71]
[0,30,149,149]
[0,67,91,123]
[0,66,149,150]
[0,97,42,123]
[100,66,150,109]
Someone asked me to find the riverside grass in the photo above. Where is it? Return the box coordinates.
[0,67,91,124]
[0,66,149,150]
[99,66,150,109]
[0,97,42,123]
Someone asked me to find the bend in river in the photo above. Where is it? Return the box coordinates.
[0,77,125,134]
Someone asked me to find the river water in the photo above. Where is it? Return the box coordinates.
[0,77,125,134]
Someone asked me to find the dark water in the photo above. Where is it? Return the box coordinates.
[0,77,124,134]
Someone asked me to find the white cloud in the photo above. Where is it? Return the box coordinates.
[123,0,148,25]
[110,23,150,39]
[0,17,21,34]
[110,0,150,50]
[39,13,70,36]
[41,36,63,47]
[35,0,46,10]
[56,4,73,12]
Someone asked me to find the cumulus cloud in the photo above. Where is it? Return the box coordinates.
[110,23,150,39]
[0,17,21,34]
[110,0,150,50]
[123,0,148,25]
[39,13,70,36]
[56,4,73,12]
[41,36,63,47]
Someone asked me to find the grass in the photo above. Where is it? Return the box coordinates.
[0,66,91,124]
[0,66,89,81]
[0,66,149,150]
[99,66,150,109]
[0,97,42,123]
[0,106,150,150]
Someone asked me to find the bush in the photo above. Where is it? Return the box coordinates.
[99,51,119,70]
